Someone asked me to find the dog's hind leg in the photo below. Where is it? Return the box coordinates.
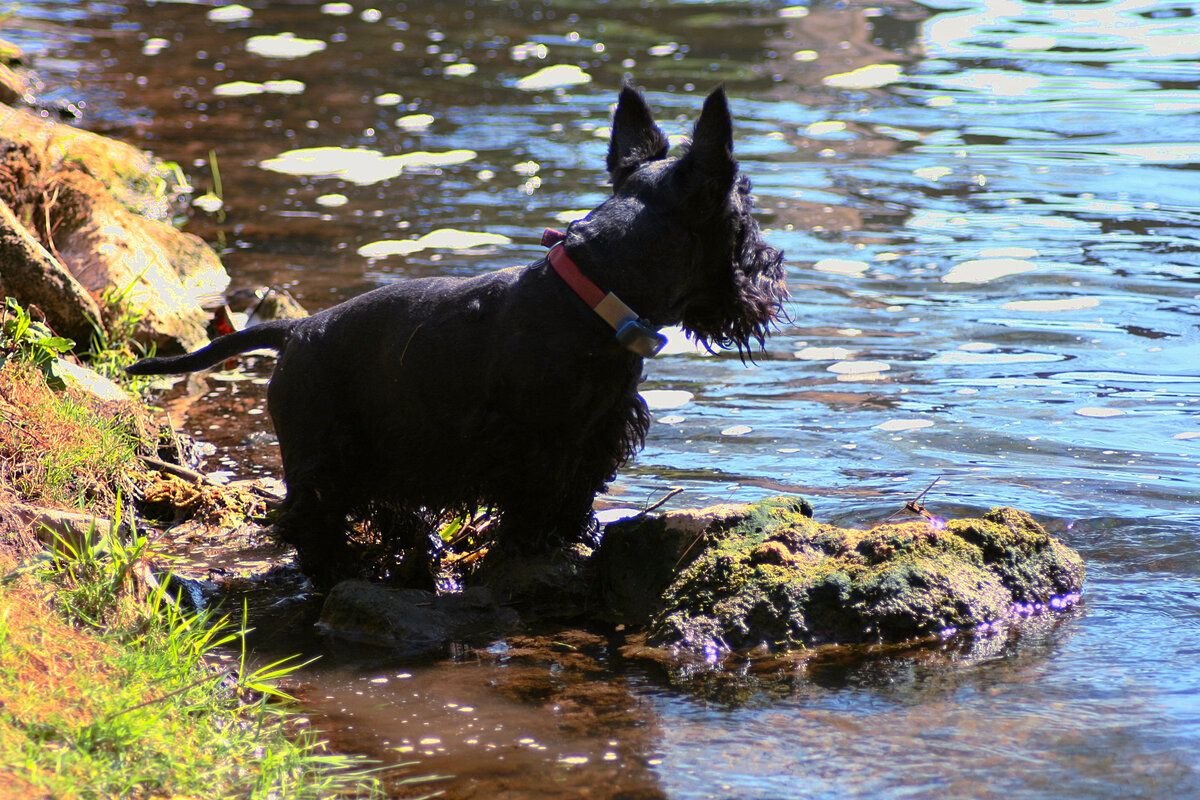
[494,477,603,554]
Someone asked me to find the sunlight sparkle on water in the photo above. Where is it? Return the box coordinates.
[357,228,510,258]
[1002,297,1101,313]
[315,193,348,208]
[260,146,475,184]
[1075,407,1125,418]
[828,360,890,375]
[875,419,934,432]
[823,63,904,89]
[396,113,434,131]
[245,32,326,59]
[640,390,694,411]
[796,346,857,360]
[942,258,1037,284]
[207,4,252,23]
[813,258,869,276]
[515,64,592,91]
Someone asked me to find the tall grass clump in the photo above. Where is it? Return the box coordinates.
[0,298,382,797]
[85,283,155,388]
[0,513,382,798]
[0,358,150,512]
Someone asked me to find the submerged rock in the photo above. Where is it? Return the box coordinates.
[226,286,309,323]
[595,498,1083,656]
[317,580,519,654]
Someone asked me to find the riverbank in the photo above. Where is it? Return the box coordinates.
[0,36,380,797]
[0,354,381,798]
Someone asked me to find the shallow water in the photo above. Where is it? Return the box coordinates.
[8,0,1200,796]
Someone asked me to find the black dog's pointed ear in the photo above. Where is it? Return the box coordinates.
[678,87,737,205]
[607,84,669,188]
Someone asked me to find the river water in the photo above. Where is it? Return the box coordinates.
[8,0,1200,797]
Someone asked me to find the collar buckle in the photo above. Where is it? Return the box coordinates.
[616,318,668,358]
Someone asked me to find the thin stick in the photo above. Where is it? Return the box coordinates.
[140,455,211,485]
[883,475,942,522]
[101,667,235,723]
[642,487,683,515]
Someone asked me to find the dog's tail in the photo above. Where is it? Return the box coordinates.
[126,320,296,375]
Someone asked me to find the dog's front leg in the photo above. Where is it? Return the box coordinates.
[275,486,356,590]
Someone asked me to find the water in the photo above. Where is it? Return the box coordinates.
[8,0,1199,796]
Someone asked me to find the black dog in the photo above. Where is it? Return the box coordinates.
[129,85,787,589]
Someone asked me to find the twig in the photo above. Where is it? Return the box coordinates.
[642,487,683,515]
[883,475,942,523]
[101,667,235,723]
[140,455,211,485]
[165,412,186,466]
[397,322,424,368]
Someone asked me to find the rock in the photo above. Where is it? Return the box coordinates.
[475,541,596,618]
[0,63,31,105]
[0,121,229,351]
[317,580,519,654]
[594,498,1084,656]
[9,501,132,552]
[0,196,103,343]
[47,169,228,351]
[0,102,183,219]
[52,358,128,401]
[227,286,309,323]
[592,502,809,624]
[0,39,25,65]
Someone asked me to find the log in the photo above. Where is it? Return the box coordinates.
[10,501,130,552]
[0,196,102,343]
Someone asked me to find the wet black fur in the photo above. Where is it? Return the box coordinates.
[128,86,787,589]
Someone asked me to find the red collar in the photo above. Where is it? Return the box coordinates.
[541,228,666,358]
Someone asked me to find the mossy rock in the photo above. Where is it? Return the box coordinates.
[595,498,1084,656]
[0,103,183,220]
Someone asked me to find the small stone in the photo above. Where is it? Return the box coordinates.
[749,541,794,566]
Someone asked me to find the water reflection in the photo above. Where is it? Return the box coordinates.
[10,0,1200,796]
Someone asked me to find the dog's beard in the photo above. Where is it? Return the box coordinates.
[682,235,788,358]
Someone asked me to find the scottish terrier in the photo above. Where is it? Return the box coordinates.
[129,85,787,589]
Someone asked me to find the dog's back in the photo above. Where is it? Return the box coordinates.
[267,262,645,511]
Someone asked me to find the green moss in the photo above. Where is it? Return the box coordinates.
[948,507,1084,603]
[639,498,1085,655]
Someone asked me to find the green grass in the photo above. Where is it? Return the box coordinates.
[44,392,142,508]
[1,300,383,798]
[83,283,157,393]
[0,514,383,799]
[0,359,148,513]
